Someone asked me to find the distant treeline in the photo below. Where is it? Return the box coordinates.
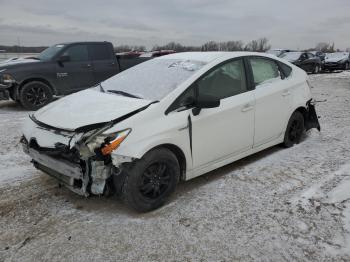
[0,45,47,53]
[0,39,348,54]
[114,38,271,53]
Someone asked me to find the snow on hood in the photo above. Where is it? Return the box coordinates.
[325,53,349,63]
[34,89,152,131]
[0,57,40,66]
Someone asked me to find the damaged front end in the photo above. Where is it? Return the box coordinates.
[21,116,136,197]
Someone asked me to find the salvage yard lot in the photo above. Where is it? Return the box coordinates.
[0,72,350,261]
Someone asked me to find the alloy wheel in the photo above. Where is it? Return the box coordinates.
[25,85,48,106]
[139,162,171,199]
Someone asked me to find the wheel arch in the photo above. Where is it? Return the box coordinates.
[18,78,56,97]
[143,143,187,181]
[295,106,308,121]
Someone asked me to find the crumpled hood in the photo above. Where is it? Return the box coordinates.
[33,89,152,131]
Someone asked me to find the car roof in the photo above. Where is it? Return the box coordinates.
[57,41,111,45]
[157,51,280,63]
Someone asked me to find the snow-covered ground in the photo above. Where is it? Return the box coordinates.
[0,72,350,261]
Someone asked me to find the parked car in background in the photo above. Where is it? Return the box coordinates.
[324,52,350,71]
[140,50,176,58]
[21,52,320,212]
[0,42,150,110]
[280,51,322,74]
[310,51,326,62]
[266,49,293,57]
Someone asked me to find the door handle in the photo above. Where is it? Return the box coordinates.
[241,104,254,112]
[82,64,91,68]
[282,91,291,97]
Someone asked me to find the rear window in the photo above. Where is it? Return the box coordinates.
[90,44,112,60]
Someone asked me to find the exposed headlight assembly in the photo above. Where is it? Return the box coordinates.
[87,129,131,155]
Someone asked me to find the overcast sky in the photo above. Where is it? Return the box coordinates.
[0,0,349,50]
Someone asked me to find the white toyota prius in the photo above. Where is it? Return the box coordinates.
[21,52,320,212]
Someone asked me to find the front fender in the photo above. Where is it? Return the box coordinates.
[112,131,192,171]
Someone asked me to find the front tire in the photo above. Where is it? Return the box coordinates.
[121,148,180,212]
[19,81,53,110]
[283,111,305,148]
[344,62,350,70]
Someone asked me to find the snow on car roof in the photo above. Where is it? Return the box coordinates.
[157,52,227,63]
[157,51,280,63]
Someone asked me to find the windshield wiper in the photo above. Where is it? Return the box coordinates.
[107,90,141,99]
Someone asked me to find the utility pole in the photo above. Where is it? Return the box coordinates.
[17,37,21,58]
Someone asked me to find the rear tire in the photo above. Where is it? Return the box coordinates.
[283,111,305,148]
[19,81,53,110]
[121,148,180,212]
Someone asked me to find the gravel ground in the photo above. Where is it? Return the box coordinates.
[0,72,350,261]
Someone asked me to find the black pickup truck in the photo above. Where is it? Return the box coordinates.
[0,42,149,110]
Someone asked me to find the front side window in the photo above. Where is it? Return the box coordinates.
[63,45,89,62]
[197,59,247,100]
[250,58,281,86]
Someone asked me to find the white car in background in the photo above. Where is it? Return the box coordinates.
[21,52,320,212]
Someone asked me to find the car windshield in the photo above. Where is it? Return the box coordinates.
[326,52,349,60]
[101,58,206,101]
[280,52,302,61]
[37,44,65,61]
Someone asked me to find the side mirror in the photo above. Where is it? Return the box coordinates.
[192,94,220,116]
[57,55,70,63]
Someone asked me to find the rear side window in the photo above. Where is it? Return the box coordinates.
[90,44,112,60]
[249,58,281,86]
[63,45,89,61]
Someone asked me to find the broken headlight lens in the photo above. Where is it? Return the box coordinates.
[87,129,131,155]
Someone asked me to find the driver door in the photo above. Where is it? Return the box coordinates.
[55,44,95,94]
[190,59,255,170]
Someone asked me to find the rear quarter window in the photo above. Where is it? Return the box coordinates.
[279,62,292,78]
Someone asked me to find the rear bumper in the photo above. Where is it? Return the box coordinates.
[305,100,321,131]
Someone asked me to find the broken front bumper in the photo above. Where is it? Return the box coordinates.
[21,136,113,196]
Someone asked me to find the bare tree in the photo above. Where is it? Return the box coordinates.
[315,42,336,53]
[114,45,146,53]
[201,41,219,51]
[244,38,270,52]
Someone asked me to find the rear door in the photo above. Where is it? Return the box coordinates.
[248,57,292,147]
[55,44,95,94]
[89,43,119,84]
